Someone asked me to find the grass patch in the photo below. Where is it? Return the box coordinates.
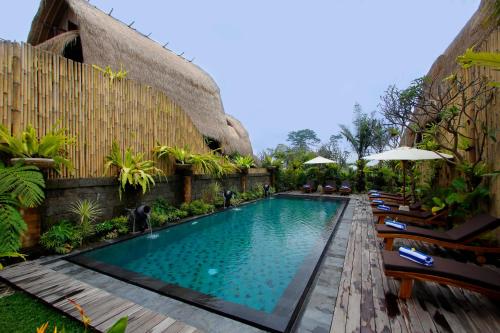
[0,291,86,332]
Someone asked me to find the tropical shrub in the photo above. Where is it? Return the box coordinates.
[0,162,45,264]
[94,216,129,239]
[40,220,82,254]
[201,182,222,205]
[68,198,102,240]
[0,124,74,172]
[105,141,162,199]
[232,155,255,171]
[150,198,188,226]
[261,155,282,169]
[238,185,265,201]
[180,200,215,216]
[430,177,490,218]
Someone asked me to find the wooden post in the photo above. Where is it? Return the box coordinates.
[399,278,414,299]
[241,173,248,193]
[184,174,192,203]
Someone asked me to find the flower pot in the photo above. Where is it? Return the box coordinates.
[175,163,194,176]
[10,157,55,169]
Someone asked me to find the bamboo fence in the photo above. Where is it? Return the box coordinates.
[0,41,209,179]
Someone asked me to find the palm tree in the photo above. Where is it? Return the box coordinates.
[340,104,380,191]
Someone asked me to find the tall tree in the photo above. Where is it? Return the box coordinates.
[379,78,423,147]
[287,129,320,151]
[317,134,350,167]
[339,103,378,160]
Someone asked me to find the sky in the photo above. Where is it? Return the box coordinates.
[0,0,480,154]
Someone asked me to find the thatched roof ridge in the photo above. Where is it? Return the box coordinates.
[28,0,253,155]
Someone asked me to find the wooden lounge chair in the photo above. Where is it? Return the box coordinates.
[369,193,411,203]
[303,181,314,193]
[382,250,500,299]
[339,181,352,195]
[323,181,336,194]
[372,206,447,227]
[370,201,422,211]
[376,214,500,263]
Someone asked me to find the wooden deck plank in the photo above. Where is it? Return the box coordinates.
[148,317,176,333]
[360,209,376,332]
[345,204,363,333]
[127,311,165,333]
[330,202,358,333]
[95,304,143,331]
[162,321,188,333]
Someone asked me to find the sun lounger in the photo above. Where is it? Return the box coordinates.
[370,200,422,211]
[339,181,351,195]
[303,181,314,193]
[372,206,447,227]
[376,214,500,262]
[382,250,500,299]
[323,182,336,194]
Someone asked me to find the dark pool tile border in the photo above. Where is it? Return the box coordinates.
[67,194,349,333]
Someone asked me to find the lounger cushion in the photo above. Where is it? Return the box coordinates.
[382,251,500,291]
[376,225,451,242]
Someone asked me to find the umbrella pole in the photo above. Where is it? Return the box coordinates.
[402,160,407,206]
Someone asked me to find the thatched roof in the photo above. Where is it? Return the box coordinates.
[28,0,253,156]
[401,0,498,146]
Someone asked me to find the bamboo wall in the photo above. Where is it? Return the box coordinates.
[0,42,209,179]
[470,28,500,217]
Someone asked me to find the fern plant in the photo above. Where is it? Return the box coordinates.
[0,124,74,172]
[105,141,162,199]
[0,162,45,268]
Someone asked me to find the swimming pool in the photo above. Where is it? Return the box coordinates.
[69,195,347,332]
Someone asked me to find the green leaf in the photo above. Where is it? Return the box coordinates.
[451,178,466,191]
[106,317,128,333]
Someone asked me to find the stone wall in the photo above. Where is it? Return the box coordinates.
[41,172,271,230]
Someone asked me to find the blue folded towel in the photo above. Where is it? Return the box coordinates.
[384,219,406,230]
[368,189,379,194]
[371,193,381,197]
[341,186,349,189]
[399,246,434,266]
[377,205,391,211]
[372,199,384,204]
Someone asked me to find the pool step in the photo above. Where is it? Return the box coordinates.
[0,261,203,333]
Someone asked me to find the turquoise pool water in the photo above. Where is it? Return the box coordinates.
[78,196,341,316]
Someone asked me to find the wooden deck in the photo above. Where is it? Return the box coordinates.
[331,195,500,333]
[0,261,202,333]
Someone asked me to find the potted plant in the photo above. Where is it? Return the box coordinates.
[0,124,74,173]
[105,141,162,209]
[233,155,255,192]
[233,155,255,174]
[261,155,282,187]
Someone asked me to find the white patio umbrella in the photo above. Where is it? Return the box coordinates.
[304,156,335,165]
[365,147,453,205]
